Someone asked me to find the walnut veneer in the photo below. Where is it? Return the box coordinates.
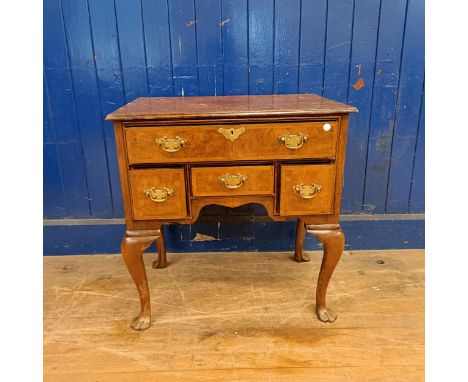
[106,94,357,331]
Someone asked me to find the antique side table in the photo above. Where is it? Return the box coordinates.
[106,94,357,330]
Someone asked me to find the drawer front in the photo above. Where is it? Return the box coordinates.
[129,168,187,220]
[125,120,339,164]
[280,164,336,215]
[191,165,274,197]
[125,125,232,164]
[233,121,339,160]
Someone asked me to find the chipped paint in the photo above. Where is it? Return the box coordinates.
[219,19,230,27]
[353,64,365,90]
[186,19,197,27]
[362,203,376,214]
[353,77,365,91]
[193,233,216,241]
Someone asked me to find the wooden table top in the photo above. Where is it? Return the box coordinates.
[105,94,358,121]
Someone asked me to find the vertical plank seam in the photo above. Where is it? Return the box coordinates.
[361,0,383,213]
[296,0,303,93]
[247,0,250,94]
[408,77,424,212]
[58,0,92,217]
[86,0,116,216]
[220,0,226,96]
[272,0,276,93]
[139,0,151,95]
[44,70,58,144]
[345,0,357,103]
[44,68,68,216]
[217,0,223,95]
[321,0,329,96]
[192,0,201,95]
[112,0,127,104]
[165,0,176,96]
[384,0,410,213]
[86,0,115,217]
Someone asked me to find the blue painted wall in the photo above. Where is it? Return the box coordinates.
[44,0,424,221]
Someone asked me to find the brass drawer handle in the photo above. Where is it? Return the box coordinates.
[155,136,187,153]
[218,127,245,142]
[218,173,248,189]
[278,132,309,150]
[144,187,174,202]
[293,183,322,199]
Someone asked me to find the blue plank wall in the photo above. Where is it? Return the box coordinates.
[43,0,425,255]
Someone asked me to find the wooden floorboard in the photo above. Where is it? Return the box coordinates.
[44,250,424,381]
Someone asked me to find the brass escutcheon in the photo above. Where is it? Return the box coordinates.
[278,132,309,150]
[155,136,187,153]
[144,187,174,202]
[293,183,322,199]
[218,173,248,189]
[218,127,246,142]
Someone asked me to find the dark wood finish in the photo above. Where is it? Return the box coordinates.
[153,226,167,269]
[108,94,356,330]
[307,224,345,323]
[294,218,309,262]
[121,230,162,331]
[106,94,358,122]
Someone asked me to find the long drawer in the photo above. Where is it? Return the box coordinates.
[125,120,339,164]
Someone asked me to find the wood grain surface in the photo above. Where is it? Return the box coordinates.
[129,168,187,220]
[106,94,357,121]
[44,249,424,381]
[124,120,340,164]
[111,93,352,330]
[191,165,274,197]
[280,164,336,216]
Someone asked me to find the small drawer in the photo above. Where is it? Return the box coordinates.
[129,168,187,220]
[191,165,274,197]
[280,164,336,215]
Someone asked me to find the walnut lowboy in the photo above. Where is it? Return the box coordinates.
[106,94,357,331]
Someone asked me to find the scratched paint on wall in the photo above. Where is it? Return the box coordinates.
[44,0,424,219]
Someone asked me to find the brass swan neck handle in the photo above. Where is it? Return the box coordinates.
[144,187,174,202]
[293,183,322,199]
[218,173,248,189]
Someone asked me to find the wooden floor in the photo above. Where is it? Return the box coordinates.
[44,249,424,381]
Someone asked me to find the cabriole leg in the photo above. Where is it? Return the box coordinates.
[294,218,310,262]
[153,225,168,269]
[121,230,159,331]
[308,224,344,323]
